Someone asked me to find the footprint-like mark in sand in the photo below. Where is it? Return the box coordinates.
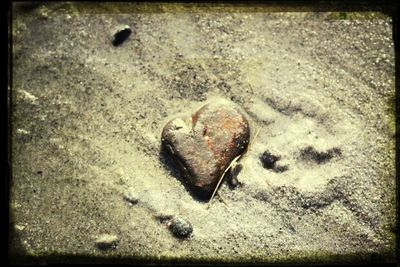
[259,150,289,173]
[243,93,348,192]
[234,90,384,234]
[259,146,342,174]
[298,146,342,165]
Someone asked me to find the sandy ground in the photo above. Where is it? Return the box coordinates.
[9,2,396,264]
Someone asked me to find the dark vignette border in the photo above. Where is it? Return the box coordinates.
[6,0,398,266]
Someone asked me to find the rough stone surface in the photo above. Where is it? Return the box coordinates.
[161,100,250,197]
[168,217,193,238]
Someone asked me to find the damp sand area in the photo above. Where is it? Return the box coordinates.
[9,3,396,265]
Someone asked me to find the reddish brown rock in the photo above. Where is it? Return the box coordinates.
[161,100,250,198]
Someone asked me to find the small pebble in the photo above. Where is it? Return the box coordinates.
[111,25,132,46]
[168,217,193,239]
[123,192,139,205]
[95,234,119,250]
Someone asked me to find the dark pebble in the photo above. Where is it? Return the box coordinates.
[112,25,132,46]
[169,217,193,238]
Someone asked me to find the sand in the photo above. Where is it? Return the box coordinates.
[9,2,396,264]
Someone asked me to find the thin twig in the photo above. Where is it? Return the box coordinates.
[207,154,241,209]
[250,127,261,149]
[248,84,254,94]
[207,126,261,209]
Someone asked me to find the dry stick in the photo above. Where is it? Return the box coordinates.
[207,127,261,209]
[207,154,241,209]
[248,84,254,94]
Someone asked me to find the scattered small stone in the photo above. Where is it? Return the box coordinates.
[95,234,119,250]
[161,100,250,198]
[123,191,139,205]
[111,25,132,46]
[15,224,26,231]
[17,89,38,104]
[168,217,193,239]
[39,6,49,20]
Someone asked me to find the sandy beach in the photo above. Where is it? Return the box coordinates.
[9,3,396,264]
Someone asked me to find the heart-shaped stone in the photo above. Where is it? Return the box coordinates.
[161,100,250,198]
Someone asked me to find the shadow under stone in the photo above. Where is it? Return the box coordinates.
[158,144,212,202]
